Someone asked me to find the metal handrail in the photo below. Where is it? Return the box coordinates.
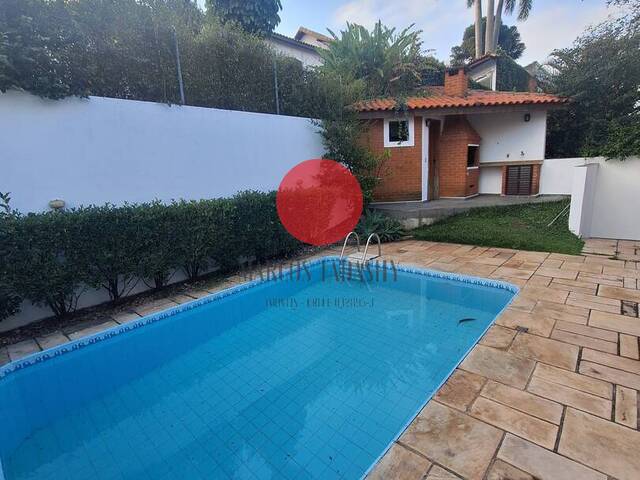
[339,231,361,261]
[362,233,381,263]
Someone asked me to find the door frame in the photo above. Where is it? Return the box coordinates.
[421,119,430,201]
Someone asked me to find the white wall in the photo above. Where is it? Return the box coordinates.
[468,110,547,163]
[1,91,324,213]
[540,158,586,195]
[478,166,502,194]
[569,157,640,240]
[265,38,323,67]
[0,91,324,331]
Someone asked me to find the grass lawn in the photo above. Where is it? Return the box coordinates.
[412,200,584,255]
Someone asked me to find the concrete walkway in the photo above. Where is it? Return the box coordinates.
[372,194,569,228]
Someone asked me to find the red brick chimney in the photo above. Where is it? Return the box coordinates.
[444,67,468,97]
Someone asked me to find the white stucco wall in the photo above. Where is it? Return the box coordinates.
[569,157,640,240]
[1,91,324,213]
[468,111,547,163]
[0,91,324,330]
[539,158,586,195]
[478,166,502,194]
[265,38,323,67]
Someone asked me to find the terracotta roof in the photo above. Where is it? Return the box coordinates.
[352,87,568,112]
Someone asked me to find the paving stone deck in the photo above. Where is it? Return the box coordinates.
[1,238,639,479]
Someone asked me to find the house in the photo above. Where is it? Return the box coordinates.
[466,54,538,92]
[354,67,568,202]
[266,27,330,68]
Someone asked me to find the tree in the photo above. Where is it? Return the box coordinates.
[466,0,532,56]
[205,0,282,35]
[451,18,525,64]
[318,21,423,98]
[545,8,639,158]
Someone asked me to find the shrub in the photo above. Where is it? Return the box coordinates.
[356,210,405,243]
[0,192,303,322]
[8,211,87,318]
[171,199,236,280]
[0,213,21,320]
[74,204,145,301]
[232,191,301,263]
[136,202,182,289]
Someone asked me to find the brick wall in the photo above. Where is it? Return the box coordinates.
[438,116,481,198]
[444,68,468,97]
[367,114,483,201]
[532,164,541,194]
[369,117,423,201]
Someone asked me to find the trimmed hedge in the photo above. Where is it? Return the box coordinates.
[0,191,301,321]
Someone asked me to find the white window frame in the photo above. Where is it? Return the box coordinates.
[384,117,414,148]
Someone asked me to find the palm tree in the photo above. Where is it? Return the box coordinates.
[467,0,484,58]
[494,0,533,51]
[469,0,533,55]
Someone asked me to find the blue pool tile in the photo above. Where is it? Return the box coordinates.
[0,258,515,479]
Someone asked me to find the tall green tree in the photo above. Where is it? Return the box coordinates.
[205,0,282,35]
[451,18,525,64]
[546,8,639,158]
[319,21,423,98]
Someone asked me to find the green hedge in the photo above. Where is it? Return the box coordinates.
[0,191,301,321]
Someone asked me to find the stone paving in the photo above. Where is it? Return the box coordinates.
[1,238,639,479]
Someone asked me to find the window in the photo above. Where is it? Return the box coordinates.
[389,121,409,142]
[384,117,414,147]
[467,145,479,168]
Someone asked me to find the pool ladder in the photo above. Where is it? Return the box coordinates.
[339,232,381,265]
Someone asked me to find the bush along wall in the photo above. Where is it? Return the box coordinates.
[0,191,302,322]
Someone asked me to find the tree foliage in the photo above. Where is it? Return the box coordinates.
[0,0,330,117]
[205,0,282,35]
[451,18,525,64]
[546,7,640,158]
[319,21,423,98]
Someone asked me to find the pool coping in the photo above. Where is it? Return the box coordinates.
[0,255,519,480]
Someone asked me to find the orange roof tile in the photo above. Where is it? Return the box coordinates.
[352,87,568,112]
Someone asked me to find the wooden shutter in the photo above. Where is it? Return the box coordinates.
[505,165,532,195]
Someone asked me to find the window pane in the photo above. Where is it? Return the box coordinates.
[389,121,409,142]
[467,145,479,167]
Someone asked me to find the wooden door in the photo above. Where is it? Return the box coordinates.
[505,165,532,195]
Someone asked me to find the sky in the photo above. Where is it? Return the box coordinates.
[196,0,623,66]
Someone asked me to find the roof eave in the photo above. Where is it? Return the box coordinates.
[355,102,568,118]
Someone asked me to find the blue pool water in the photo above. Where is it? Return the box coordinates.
[0,258,516,480]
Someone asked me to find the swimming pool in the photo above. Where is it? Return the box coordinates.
[0,257,516,480]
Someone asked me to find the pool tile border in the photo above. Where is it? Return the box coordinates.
[0,255,519,480]
[0,256,519,382]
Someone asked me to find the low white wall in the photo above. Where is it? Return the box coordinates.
[1,91,324,213]
[468,110,547,163]
[540,158,586,195]
[0,91,324,330]
[569,157,640,240]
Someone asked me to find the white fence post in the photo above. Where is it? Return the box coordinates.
[568,163,599,238]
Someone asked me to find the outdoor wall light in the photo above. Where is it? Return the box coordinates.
[524,113,531,122]
[49,199,65,210]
